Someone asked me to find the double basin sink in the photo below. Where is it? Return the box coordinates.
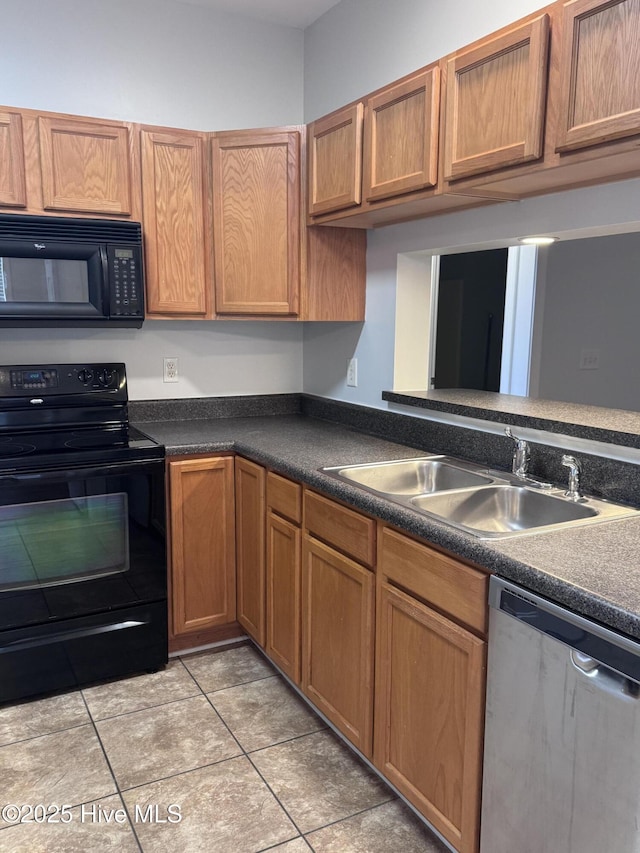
[322,456,639,539]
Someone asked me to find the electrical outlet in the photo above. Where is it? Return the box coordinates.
[579,348,600,370]
[163,357,179,383]
[347,357,358,387]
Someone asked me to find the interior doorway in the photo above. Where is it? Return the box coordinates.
[429,245,537,394]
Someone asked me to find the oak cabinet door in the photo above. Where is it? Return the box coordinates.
[38,116,133,215]
[235,457,266,646]
[141,128,210,317]
[266,511,301,682]
[374,583,486,853]
[364,68,440,202]
[556,0,640,152]
[0,110,26,208]
[212,128,300,315]
[444,15,550,181]
[301,535,374,755]
[308,103,364,215]
[168,457,236,636]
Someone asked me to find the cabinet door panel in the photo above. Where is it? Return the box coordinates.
[235,458,266,646]
[556,0,640,151]
[212,129,299,315]
[364,69,440,201]
[302,536,374,755]
[374,583,486,853]
[141,128,210,317]
[308,103,364,215]
[444,15,550,180]
[169,457,236,635]
[0,111,26,208]
[266,512,301,682]
[38,116,132,215]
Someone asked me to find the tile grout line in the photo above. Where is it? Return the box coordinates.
[79,690,145,853]
[183,655,312,842]
[0,719,90,750]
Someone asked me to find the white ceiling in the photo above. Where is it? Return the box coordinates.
[168,0,342,28]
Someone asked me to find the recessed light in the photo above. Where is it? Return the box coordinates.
[518,235,559,245]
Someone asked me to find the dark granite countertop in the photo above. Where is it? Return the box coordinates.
[383,389,640,448]
[135,413,640,641]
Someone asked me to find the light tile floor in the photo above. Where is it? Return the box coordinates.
[0,642,449,852]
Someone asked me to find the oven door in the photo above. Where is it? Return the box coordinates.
[0,240,106,319]
[0,458,167,701]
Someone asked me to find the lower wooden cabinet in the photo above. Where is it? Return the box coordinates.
[168,456,236,637]
[375,527,488,853]
[235,457,266,645]
[169,457,488,852]
[301,534,375,756]
[266,471,302,683]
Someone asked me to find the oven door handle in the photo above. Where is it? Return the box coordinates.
[0,619,149,653]
[0,458,161,482]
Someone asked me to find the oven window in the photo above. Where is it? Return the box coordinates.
[0,257,89,303]
[0,493,129,591]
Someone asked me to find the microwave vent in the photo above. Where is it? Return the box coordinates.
[0,214,142,245]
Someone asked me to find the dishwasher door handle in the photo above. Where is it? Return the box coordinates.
[570,649,640,699]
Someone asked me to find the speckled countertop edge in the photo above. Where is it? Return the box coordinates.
[383,390,640,448]
[136,414,640,641]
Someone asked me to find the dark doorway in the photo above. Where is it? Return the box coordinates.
[433,249,508,391]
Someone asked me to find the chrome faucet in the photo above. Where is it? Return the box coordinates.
[562,455,585,502]
[505,427,530,479]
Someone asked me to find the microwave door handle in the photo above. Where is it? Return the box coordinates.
[100,245,109,313]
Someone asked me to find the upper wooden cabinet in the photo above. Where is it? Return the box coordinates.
[443,15,550,181]
[364,68,440,201]
[555,0,640,152]
[141,127,211,318]
[448,0,640,198]
[211,127,300,316]
[211,126,366,321]
[0,105,141,219]
[306,63,496,228]
[0,110,26,208]
[308,104,364,216]
[38,115,134,215]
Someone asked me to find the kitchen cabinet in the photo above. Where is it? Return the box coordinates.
[306,65,495,229]
[555,0,640,153]
[374,526,487,853]
[308,103,364,216]
[211,127,300,316]
[266,472,302,682]
[141,127,212,318]
[168,456,236,639]
[448,0,640,199]
[38,115,136,216]
[302,490,375,755]
[235,457,266,646]
[443,15,550,181]
[211,125,367,320]
[0,110,26,208]
[364,69,440,201]
[0,104,141,219]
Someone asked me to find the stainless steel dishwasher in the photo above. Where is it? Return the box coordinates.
[480,576,640,853]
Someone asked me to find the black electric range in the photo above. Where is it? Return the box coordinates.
[0,363,168,704]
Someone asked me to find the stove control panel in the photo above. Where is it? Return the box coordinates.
[0,363,126,397]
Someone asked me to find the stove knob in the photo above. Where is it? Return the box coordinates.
[78,369,93,384]
[97,369,115,387]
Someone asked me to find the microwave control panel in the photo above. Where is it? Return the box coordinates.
[108,246,143,318]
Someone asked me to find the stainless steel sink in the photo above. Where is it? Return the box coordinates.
[411,485,602,537]
[321,455,640,538]
[330,457,493,496]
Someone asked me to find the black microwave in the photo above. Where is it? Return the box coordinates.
[0,214,144,328]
